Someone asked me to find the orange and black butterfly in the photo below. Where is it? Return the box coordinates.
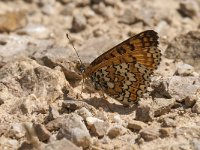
[72,30,161,106]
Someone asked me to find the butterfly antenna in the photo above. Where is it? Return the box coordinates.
[66,34,83,65]
[66,33,84,94]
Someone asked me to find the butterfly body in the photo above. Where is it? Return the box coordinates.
[82,30,161,106]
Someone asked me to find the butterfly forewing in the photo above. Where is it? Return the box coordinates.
[83,30,161,106]
[89,30,159,67]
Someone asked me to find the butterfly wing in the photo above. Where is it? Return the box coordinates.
[89,54,152,105]
[89,30,159,68]
[83,30,161,105]
[85,30,161,76]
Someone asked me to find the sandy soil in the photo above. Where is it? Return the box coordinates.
[0,0,200,150]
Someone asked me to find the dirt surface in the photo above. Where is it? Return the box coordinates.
[0,0,200,150]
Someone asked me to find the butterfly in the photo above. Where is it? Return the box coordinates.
[77,30,161,106]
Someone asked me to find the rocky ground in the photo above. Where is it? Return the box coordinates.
[0,0,200,150]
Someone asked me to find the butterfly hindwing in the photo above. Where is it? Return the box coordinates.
[91,59,151,105]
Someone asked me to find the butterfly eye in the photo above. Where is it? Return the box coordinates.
[76,62,85,73]
[79,64,85,73]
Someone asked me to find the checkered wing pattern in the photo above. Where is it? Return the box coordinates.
[83,30,161,106]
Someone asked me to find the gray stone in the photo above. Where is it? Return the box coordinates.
[86,116,104,127]
[95,110,108,121]
[75,107,92,120]
[46,117,66,132]
[62,100,82,112]
[159,127,172,138]
[90,120,109,138]
[32,47,82,83]
[184,95,197,107]
[0,136,19,150]
[71,14,87,32]
[140,127,160,141]
[178,0,200,18]
[7,123,26,139]
[62,100,95,113]
[135,104,154,122]
[119,8,137,25]
[107,125,122,139]
[17,141,33,150]
[20,95,46,115]
[41,2,56,15]
[127,120,148,131]
[113,114,123,124]
[168,76,200,101]
[0,58,71,116]
[162,118,176,127]
[83,7,96,18]
[57,114,91,148]
[44,138,81,150]
[192,101,200,114]
[175,63,194,76]
[153,98,176,117]
[155,20,170,37]
[151,76,200,102]
[20,122,42,150]
[60,3,75,16]
[165,31,200,72]
[46,105,60,122]
[93,3,114,18]
[33,123,51,142]
[0,34,53,62]
[192,138,200,150]
[150,78,172,99]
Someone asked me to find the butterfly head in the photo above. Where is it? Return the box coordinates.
[79,63,85,74]
[76,61,86,74]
